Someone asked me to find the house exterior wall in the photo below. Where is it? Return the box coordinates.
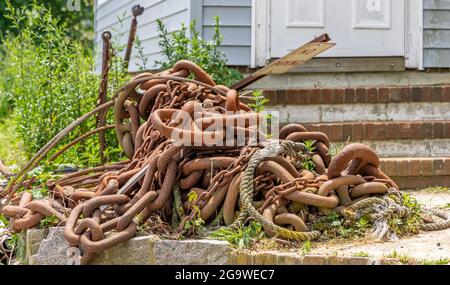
[95,0,450,71]
[94,0,190,72]
[199,0,252,66]
[423,0,450,68]
[94,0,251,72]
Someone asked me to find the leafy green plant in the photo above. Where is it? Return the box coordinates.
[5,232,27,264]
[156,17,243,86]
[0,118,26,167]
[300,140,317,171]
[184,192,205,233]
[39,215,59,228]
[0,2,126,167]
[248,90,270,113]
[210,221,265,249]
[384,250,415,264]
[387,193,422,236]
[301,240,312,255]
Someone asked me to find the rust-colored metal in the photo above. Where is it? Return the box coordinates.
[124,5,145,70]
[327,143,380,179]
[97,31,112,164]
[0,59,406,262]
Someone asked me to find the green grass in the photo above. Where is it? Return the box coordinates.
[423,186,450,193]
[384,250,416,264]
[353,251,370,257]
[0,117,27,167]
[421,258,450,265]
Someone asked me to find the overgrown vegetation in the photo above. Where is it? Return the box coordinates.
[248,90,269,113]
[353,251,370,257]
[312,193,423,241]
[0,2,125,167]
[0,0,94,47]
[0,118,26,167]
[210,221,265,249]
[421,258,450,265]
[384,250,416,265]
[423,186,450,193]
[156,17,243,86]
[301,140,317,172]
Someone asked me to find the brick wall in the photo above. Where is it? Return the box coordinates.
[263,85,450,106]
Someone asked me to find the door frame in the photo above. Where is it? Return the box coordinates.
[251,0,423,69]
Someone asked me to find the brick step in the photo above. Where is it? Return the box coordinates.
[263,85,450,106]
[299,121,450,142]
[380,157,450,189]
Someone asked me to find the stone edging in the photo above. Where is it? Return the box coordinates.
[25,228,410,265]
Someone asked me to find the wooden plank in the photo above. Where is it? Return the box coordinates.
[232,34,333,90]
[288,57,405,73]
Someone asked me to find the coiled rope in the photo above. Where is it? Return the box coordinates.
[239,140,321,241]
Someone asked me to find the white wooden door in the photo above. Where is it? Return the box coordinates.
[269,0,405,58]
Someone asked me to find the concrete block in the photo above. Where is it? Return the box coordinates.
[153,239,231,265]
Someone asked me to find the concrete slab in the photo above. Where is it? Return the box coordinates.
[247,71,450,90]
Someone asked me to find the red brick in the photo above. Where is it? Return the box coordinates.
[343,124,352,141]
[433,159,445,176]
[385,123,398,139]
[367,88,378,103]
[397,159,410,177]
[352,123,364,140]
[444,86,450,102]
[421,86,433,101]
[319,124,330,137]
[410,122,424,139]
[306,124,320,132]
[432,86,443,102]
[397,122,411,139]
[389,87,402,103]
[334,89,345,104]
[365,122,386,140]
[422,122,434,138]
[412,87,422,102]
[275,90,286,105]
[444,122,450,138]
[327,124,344,141]
[344,88,355,103]
[378,87,389,103]
[409,159,421,176]
[384,160,396,176]
[297,90,311,105]
[355,88,367,103]
[322,89,334,104]
[400,86,412,102]
[310,89,322,104]
[444,159,450,175]
[286,90,300,105]
[263,90,276,105]
[434,122,444,138]
[420,159,433,176]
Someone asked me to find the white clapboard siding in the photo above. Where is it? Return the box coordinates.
[423,0,450,67]
[201,0,252,66]
[94,0,190,72]
[94,0,252,72]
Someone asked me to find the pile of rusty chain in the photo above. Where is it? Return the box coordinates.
[1,60,449,264]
